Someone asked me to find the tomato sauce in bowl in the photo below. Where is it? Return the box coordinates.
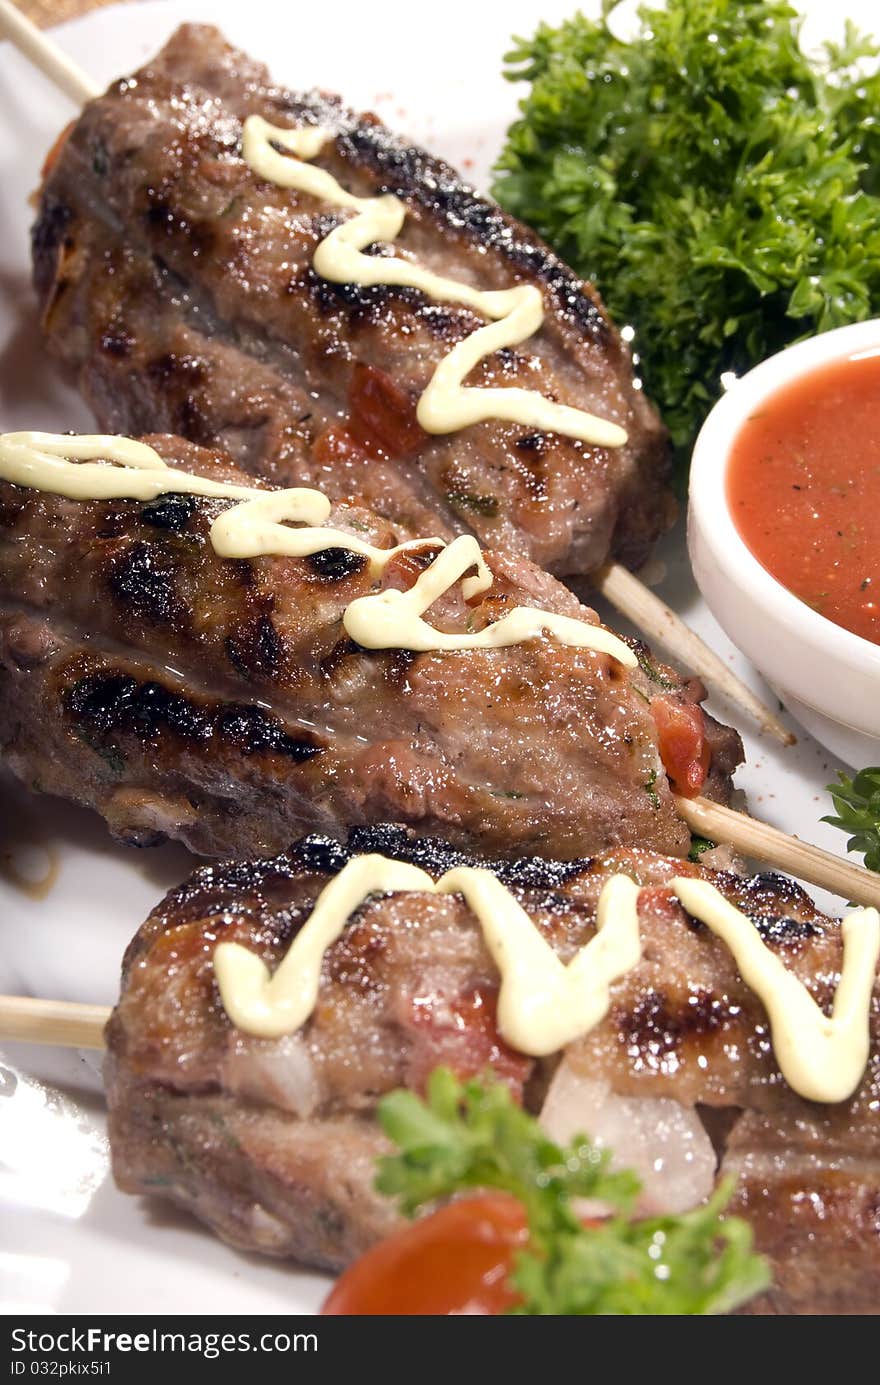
[726,351,880,646]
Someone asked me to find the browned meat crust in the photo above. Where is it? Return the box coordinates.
[104,830,880,1313]
[0,435,739,860]
[32,24,674,578]
[107,1092,396,1272]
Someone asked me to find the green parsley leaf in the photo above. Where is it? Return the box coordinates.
[492,0,880,457]
[689,834,717,862]
[376,1068,769,1315]
[823,767,880,872]
[634,646,679,691]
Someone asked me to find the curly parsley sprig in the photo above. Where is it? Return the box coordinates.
[493,0,880,455]
[376,1068,769,1315]
[824,768,880,872]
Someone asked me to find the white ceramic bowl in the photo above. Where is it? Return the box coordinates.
[688,320,880,767]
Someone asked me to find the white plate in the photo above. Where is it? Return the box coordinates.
[0,0,871,1316]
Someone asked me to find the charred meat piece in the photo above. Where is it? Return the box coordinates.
[105,829,880,1313]
[33,24,674,578]
[0,435,739,860]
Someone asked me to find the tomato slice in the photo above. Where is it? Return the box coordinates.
[651,697,711,797]
[402,985,533,1101]
[347,362,427,459]
[311,423,368,468]
[321,1193,528,1316]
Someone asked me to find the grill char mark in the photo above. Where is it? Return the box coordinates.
[164,826,818,921]
[140,495,197,532]
[224,609,288,681]
[107,541,181,624]
[0,432,741,861]
[63,670,324,763]
[32,23,676,578]
[314,110,613,347]
[102,828,880,1313]
[615,985,729,1064]
[306,548,368,581]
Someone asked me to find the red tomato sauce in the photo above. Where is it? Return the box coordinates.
[726,352,880,646]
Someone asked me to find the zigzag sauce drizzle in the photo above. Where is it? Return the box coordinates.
[214,858,879,1104]
[241,116,628,448]
[0,432,636,661]
[3,437,875,1102]
[214,857,643,1056]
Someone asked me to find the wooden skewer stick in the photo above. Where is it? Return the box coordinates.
[0,0,99,105]
[678,795,880,910]
[4,796,880,1052]
[597,563,795,745]
[0,0,793,747]
[3,800,880,1046]
[0,993,108,1049]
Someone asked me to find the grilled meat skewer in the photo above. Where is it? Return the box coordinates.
[33,23,673,581]
[105,827,880,1315]
[0,433,739,860]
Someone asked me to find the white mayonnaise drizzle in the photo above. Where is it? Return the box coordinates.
[213,857,879,1103]
[0,431,636,664]
[241,115,628,449]
[672,876,880,1104]
[343,533,635,657]
[213,856,642,1055]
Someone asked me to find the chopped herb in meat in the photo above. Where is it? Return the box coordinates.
[445,490,500,518]
[634,646,679,691]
